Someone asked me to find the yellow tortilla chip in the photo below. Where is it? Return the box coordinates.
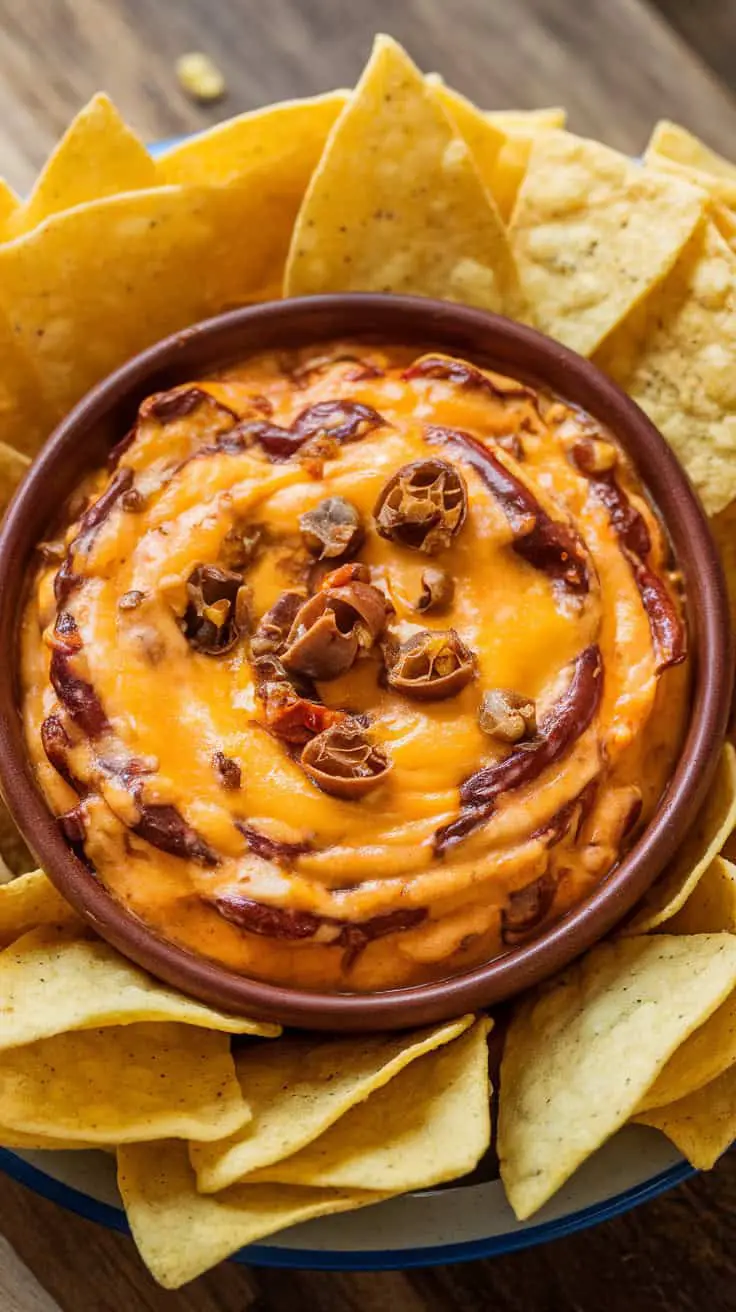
[119,1139,384,1288]
[0,1023,250,1144]
[244,1018,492,1191]
[645,120,736,208]
[0,178,19,227]
[498,934,736,1220]
[485,110,567,222]
[625,744,736,933]
[157,91,346,185]
[4,95,155,241]
[487,108,567,132]
[0,868,82,947]
[639,986,736,1110]
[0,174,313,438]
[0,1127,97,1150]
[0,440,29,515]
[192,1014,473,1193]
[0,312,51,457]
[509,131,705,356]
[429,84,505,194]
[284,35,522,315]
[636,1062,736,1169]
[0,797,34,879]
[0,927,280,1050]
[596,221,736,514]
[666,856,736,934]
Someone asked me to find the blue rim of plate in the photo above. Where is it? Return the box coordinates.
[0,130,696,1271]
[0,1148,693,1269]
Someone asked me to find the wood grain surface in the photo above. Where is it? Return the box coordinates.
[0,0,734,1307]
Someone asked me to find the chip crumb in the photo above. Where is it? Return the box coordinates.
[176,53,227,104]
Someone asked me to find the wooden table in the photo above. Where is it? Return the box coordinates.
[0,0,734,1306]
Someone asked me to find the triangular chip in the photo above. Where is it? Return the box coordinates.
[596,222,736,514]
[0,440,29,516]
[428,82,505,195]
[119,1139,384,1288]
[0,793,34,880]
[244,1017,492,1190]
[509,130,705,355]
[711,498,736,631]
[0,178,19,228]
[0,180,304,433]
[498,934,736,1219]
[284,35,522,315]
[0,1023,250,1144]
[625,744,736,933]
[0,868,81,948]
[638,986,736,1110]
[191,1014,474,1192]
[5,94,156,238]
[0,928,279,1049]
[485,109,566,221]
[636,1062,736,1169]
[665,856,736,935]
[645,120,736,208]
[157,91,346,185]
[0,310,52,457]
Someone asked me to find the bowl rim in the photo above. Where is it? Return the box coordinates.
[0,293,732,1031]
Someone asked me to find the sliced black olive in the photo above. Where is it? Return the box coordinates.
[373,458,467,554]
[386,629,476,701]
[301,719,392,798]
[250,591,306,658]
[478,689,537,743]
[299,497,364,561]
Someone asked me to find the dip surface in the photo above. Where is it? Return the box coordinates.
[20,342,689,991]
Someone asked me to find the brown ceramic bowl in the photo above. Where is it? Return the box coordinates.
[0,295,731,1031]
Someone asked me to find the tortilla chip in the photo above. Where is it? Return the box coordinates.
[0,176,309,440]
[0,441,29,516]
[0,178,19,227]
[638,985,736,1110]
[596,221,736,514]
[487,108,567,132]
[484,110,567,222]
[645,121,736,208]
[0,1023,250,1144]
[429,83,505,194]
[665,857,736,935]
[0,1127,98,1150]
[625,744,736,933]
[0,928,280,1050]
[498,934,736,1219]
[192,1014,473,1193]
[635,1062,736,1169]
[509,131,705,357]
[284,35,522,316]
[0,796,34,878]
[119,1139,384,1288]
[4,95,155,241]
[242,1017,492,1191]
[0,868,82,947]
[0,312,51,457]
[157,91,346,185]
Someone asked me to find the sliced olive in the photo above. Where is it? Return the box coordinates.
[250,591,305,657]
[299,497,364,561]
[386,629,476,701]
[478,689,537,743]
[182,564,250,655]
[282,573,389,681]
[373,459,467,554]
[301,719,391,798]
[415,568,454,613]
